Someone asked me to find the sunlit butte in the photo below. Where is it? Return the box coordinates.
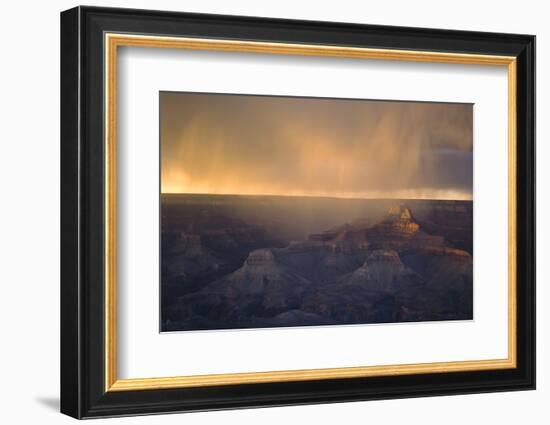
[160,92,473,201]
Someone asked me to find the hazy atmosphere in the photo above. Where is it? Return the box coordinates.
[160,91,474,332]
[160,92,473,200]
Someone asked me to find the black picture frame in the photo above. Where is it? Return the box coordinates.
[60,5,535,419]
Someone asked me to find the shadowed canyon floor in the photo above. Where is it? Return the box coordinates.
[161,194,473,331]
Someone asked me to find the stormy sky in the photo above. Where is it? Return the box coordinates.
[160,92,473,200]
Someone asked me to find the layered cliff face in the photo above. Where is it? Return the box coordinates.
[161,232,222,283]
[415,202,473,254]
[382,205,420,233]
[274,239,363,284]
[370,206,419,240]
[366,205,446,250]
[168,249,313,328]
[212,248,311,301]
[161,207,288,306]
[305,205,445,254]
[342,249,422,292]
[162,197,473,331]
[400,246,473,318]
[299,249,425,323]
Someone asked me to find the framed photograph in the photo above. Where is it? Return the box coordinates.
[60,6,535,419]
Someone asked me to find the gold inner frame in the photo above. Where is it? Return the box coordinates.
[104,33,517,392]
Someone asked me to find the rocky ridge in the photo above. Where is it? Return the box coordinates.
[163,204,473,331]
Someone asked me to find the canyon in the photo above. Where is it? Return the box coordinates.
[161,194,473,331]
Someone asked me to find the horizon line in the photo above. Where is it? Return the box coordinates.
[160,191,473,202]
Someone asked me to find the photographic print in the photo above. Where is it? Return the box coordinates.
[160,92,473,332]
[61,9,535,416]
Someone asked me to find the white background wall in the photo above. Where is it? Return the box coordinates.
[0,0,545,423]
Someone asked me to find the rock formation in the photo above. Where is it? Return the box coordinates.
[162,199,473,331]
[341,249,422,292]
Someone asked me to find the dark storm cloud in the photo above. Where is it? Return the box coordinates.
[160,92,473,200]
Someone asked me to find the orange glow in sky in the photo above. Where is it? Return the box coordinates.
[160,92,473,201]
